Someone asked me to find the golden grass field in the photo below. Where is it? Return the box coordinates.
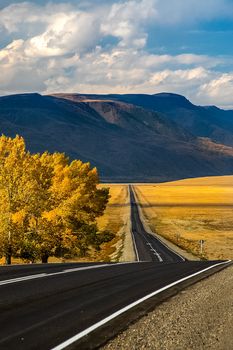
[96,184,128,261]
[97,185,127,233]
[134,176,233,260]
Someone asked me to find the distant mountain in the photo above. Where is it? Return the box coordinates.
[68,92,233,148]
[0,92,233,182]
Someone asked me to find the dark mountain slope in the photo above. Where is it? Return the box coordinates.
[0,93,233,182]
[113,93,233,147]
[58,92,233,148]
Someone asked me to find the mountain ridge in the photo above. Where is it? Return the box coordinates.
[0,92,233,182]
[54,92,233,148]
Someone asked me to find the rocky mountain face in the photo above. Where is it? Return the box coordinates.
[0,92,233,182]
[75,92,233,148]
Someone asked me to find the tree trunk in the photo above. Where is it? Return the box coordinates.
[6,232,12,265]
[41,254,49,263]
[5,253,11,265]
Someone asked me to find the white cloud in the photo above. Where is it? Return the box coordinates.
[0,2,75,33]
[198,74,233,107]
[25,11,102,57]
[0,0,233,108]
[101,0,157,48]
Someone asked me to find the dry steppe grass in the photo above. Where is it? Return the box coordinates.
[97,185,127,232]
[96,184,129,261]
[135,176,233,260]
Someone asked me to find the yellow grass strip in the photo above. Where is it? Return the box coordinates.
[96,185,129,261]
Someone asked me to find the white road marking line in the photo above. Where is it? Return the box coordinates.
[56,262,137,275]
[0,273,48,286]
[153,252,163,262]
[150,247,162,261]
[150,233,186,262]
[51,260,231,350]
[44,264,112,278]
[131,230,140,262]
[0,263,132,286]
[141,231,163,263]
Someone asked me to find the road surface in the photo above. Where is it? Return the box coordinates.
[0,260,231,350]
[0,186,231,349]
[129,185,185,262]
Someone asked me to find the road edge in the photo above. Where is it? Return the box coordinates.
[52,261,232,350]
[118,185,136,262]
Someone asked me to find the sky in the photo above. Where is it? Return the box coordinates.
[0,0,233,108]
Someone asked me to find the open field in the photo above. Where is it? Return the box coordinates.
[134,176,233,260]
[96,184,129,261]
[97,185,128,233]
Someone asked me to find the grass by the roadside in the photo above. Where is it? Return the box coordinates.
[134,176,233,260]
[96,184,129,261]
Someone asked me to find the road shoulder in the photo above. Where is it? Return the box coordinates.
[102,264,233,350]
[118,186,136,262]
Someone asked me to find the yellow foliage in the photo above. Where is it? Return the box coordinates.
[42,210,58,222]
[0,135,110,264]
[11,210,27,225]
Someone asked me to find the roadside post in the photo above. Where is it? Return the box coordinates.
[176,233,180,244]
[199,239,205,255]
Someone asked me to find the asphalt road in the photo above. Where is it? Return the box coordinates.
[129,185,185,262]
[0,260,231,350]
[0,187,231,350]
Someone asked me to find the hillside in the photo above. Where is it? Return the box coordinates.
[67,92,233,148]
[0,93,233,182]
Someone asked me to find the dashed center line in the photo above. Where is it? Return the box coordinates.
[146,242,163,262]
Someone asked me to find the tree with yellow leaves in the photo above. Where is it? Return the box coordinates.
[0,135,111,264]
[0,135,34,264]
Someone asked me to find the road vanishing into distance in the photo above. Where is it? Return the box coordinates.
[129,185,185,262]
[0,186,231,350]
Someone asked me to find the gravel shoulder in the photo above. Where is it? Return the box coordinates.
[102,265,233,350]
[119,185,135,262]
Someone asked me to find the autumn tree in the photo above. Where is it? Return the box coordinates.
[0,135,111,264]
[0,135,34,264]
